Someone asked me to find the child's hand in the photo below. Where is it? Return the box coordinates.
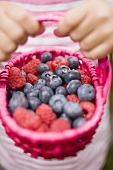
[55,0,113,59]
[0,2,44,61]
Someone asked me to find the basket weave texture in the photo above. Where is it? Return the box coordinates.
[0,46,112,159]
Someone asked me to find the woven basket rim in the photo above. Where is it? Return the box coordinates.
[0,47,107,143]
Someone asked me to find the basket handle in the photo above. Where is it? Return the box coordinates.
[98,57,112,103]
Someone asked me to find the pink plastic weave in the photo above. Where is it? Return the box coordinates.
[0,12,112,159]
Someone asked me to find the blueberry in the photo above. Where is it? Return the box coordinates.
[37,63,49,74]
[54,56,64,60]
[23,83,33,95]
[12,91,25,98]
[60,113,72,124]
[8,92,28,113]
[41,52,52,63]
[64,70,81,84]
[72,117,86,128]
[67,56,79,69]
[49,94,67,116]
[67,80,81,94]
[34,79,46,90]
[55,65,70,79]
[41,71,54,80]
[28,97,41,111]
[39,90,52,103]
[77,84,95,101]
[40,86,54,96]
[46,75,62,90]
[55,86,67,96]
[27,88,39,98]
[21,70,26,77]
[63,102,82,119]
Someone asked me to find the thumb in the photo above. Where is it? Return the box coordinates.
[54,2,87,37]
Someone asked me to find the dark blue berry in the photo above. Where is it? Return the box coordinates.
[21,70,26,77]
[12,91,25,98]
[34,79,46,90]
[72,117,86,128]
[40,86,54,96]
[41,71,54,80]
[23,83,33,95]
[41,52,52,63]
[54,56,64,60]
[66,80,81,94]
[55,86,67,96]
[46,75,62,90]
[27,88,39,98]
[28,97,41,111]
[49,94,67,116]
[39,90,52,104]
[60,113,72,123]
[67,56,79,69]
[55,65,70,79]
[63,102,82,119]
[8,92,28,113]
[77,84,95,101]
[37,63,49,74]
[64,70,81,84]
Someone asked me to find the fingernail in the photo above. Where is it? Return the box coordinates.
[54,29,67,37]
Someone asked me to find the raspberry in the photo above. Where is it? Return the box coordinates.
[50,118,71,132]
[80,101,95,120]
[77,69,86,75]
[26,73,38,85]
[13,107,42,130]
[52,59,69,71]
[36,104,56,125]
[23,59,40,75]
[8,67,26,90]
[37,123,49,132]
[67,94,80,103]
[46,61,53,72]
[81,74,92,84]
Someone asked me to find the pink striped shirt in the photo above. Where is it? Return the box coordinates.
[0,1,111,170]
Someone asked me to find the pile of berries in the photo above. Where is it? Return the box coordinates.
[7,52,96,133]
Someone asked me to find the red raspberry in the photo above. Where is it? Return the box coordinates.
[26,73,38,85]
[13,107,42,130]
[36,104,56,125]
[23,59,40,75]
[67,94,80,103]
[77,69,86,75]
[50,118,71,132]
[37,123,49,132]
[52,59,69,71]
[46,61,53,72]
[81,74,92,84]
[80,102,95,120]
[8,67,26,90]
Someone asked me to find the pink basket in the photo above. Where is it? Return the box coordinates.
[0,12,112,160]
